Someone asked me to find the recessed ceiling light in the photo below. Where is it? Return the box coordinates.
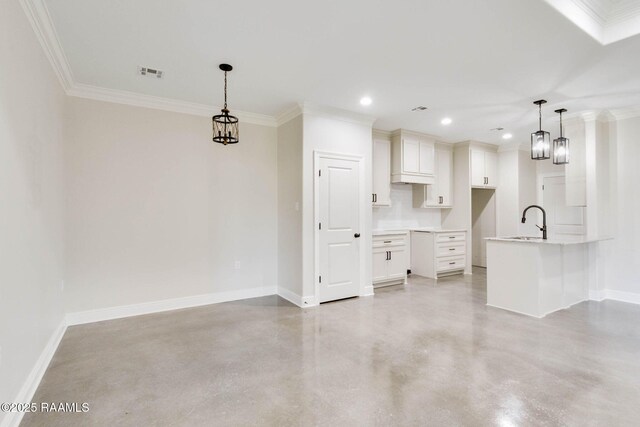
[360,97,372,106]
[441,117,452,125]
[502,133,513,140]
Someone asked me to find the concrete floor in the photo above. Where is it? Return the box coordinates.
[23,269,640,426]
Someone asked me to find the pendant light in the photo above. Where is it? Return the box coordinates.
[212,64,239,145]
[531,100,550,160]
[553,108,569,164]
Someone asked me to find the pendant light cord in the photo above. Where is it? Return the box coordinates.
[559,111,563,138]
[223,71,228,110]
[538,103,542,131]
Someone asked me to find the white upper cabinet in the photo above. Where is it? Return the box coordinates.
[413,144,453,208]
[471,148,498,188]
[391,130,435,184]
[372,137,391,207]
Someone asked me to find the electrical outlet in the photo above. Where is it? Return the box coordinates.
[234,261,241,270]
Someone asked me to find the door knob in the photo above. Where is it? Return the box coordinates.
[354,233,360,238]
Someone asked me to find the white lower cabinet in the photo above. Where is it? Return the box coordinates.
[410,230,467,279]
[372,233,408,286]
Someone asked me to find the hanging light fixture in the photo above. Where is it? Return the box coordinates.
[553,108,569,165]
[212,64,239,145]
[531,100,550,160]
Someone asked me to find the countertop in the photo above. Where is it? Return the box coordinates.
[486,236,613,245]
[373,228,466,236]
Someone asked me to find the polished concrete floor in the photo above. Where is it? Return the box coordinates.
[23,269,640,426]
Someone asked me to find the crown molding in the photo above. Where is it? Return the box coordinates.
[275,104,303,127]
[20,0,74,91]
[544,0,640,44]
[68,84,277,126]
[609,106,640,121]
[497,141,529,153]
[300,103,376,127]
[372,129,392,139]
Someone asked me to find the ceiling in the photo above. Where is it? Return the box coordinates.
[38,0,640,144]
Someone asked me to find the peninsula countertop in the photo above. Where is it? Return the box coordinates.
[486,236,612,246]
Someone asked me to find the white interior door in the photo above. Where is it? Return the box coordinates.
[318,156,361,303]
[542,175,585,237]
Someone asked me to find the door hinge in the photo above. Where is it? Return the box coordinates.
[319,275,322,283]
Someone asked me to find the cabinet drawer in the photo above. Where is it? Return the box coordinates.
[436,232,465,243]
[436,242,465,258]
[373,235,406,248]
[436,256,466,272]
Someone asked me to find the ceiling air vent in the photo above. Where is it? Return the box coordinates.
[137,66,163,79]
[411,106,428,112]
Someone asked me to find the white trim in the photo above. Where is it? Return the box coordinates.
[68,84,278,127]
[275,105,303,127]
[276,288,318,308]
[66,286,277,325]
[19,0,74,91]
[302,103,376,127]
[3,320,67,427]
[609,107,640,121]
[313,150,366,304]
[589,289,606,301]
[602,289,640,305]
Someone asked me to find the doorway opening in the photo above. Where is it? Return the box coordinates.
[472,188,496,268]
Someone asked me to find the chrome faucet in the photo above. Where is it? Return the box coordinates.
[521,205,547,240]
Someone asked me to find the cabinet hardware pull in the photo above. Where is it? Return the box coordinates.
[372,193,375,203]
[389,251,392,260]
[384,240,391,243]
[449,262,456,265]
[354,233,360,238]
[374,194,377,203]
[449,248,455,251]
[449,236,455,239]
[439,196,443,204]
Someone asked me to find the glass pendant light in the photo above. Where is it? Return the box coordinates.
[531,100,550,160]
[553,108,569,165]
[212,64,239,145]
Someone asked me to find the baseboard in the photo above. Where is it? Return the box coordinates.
[277,288,317,308]
[66,286,277,325]
[2,320,67,427]
[362,285,375,296]
[277,287,304,307]
[604,289,640,305]
[589,289,606,302]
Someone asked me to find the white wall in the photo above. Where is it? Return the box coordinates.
[64,98,278,313]
[277,115,303,299]
[0,0,66,422]
[372,184,441,229]
[302,110,373,300]
[606,116,640,295]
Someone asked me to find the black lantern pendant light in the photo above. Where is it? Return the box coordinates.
[212,64,239,145]
[553,108,569,165]
[531,100,551,160]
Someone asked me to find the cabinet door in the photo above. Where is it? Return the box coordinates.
[419,140,435,175]
[484,151,497,188]
[470,149,486,187]
[372,248,389,283]
[402,136,420,174]
[436,148,452,205]
[387,247,407,281]
[372,139,391,206]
